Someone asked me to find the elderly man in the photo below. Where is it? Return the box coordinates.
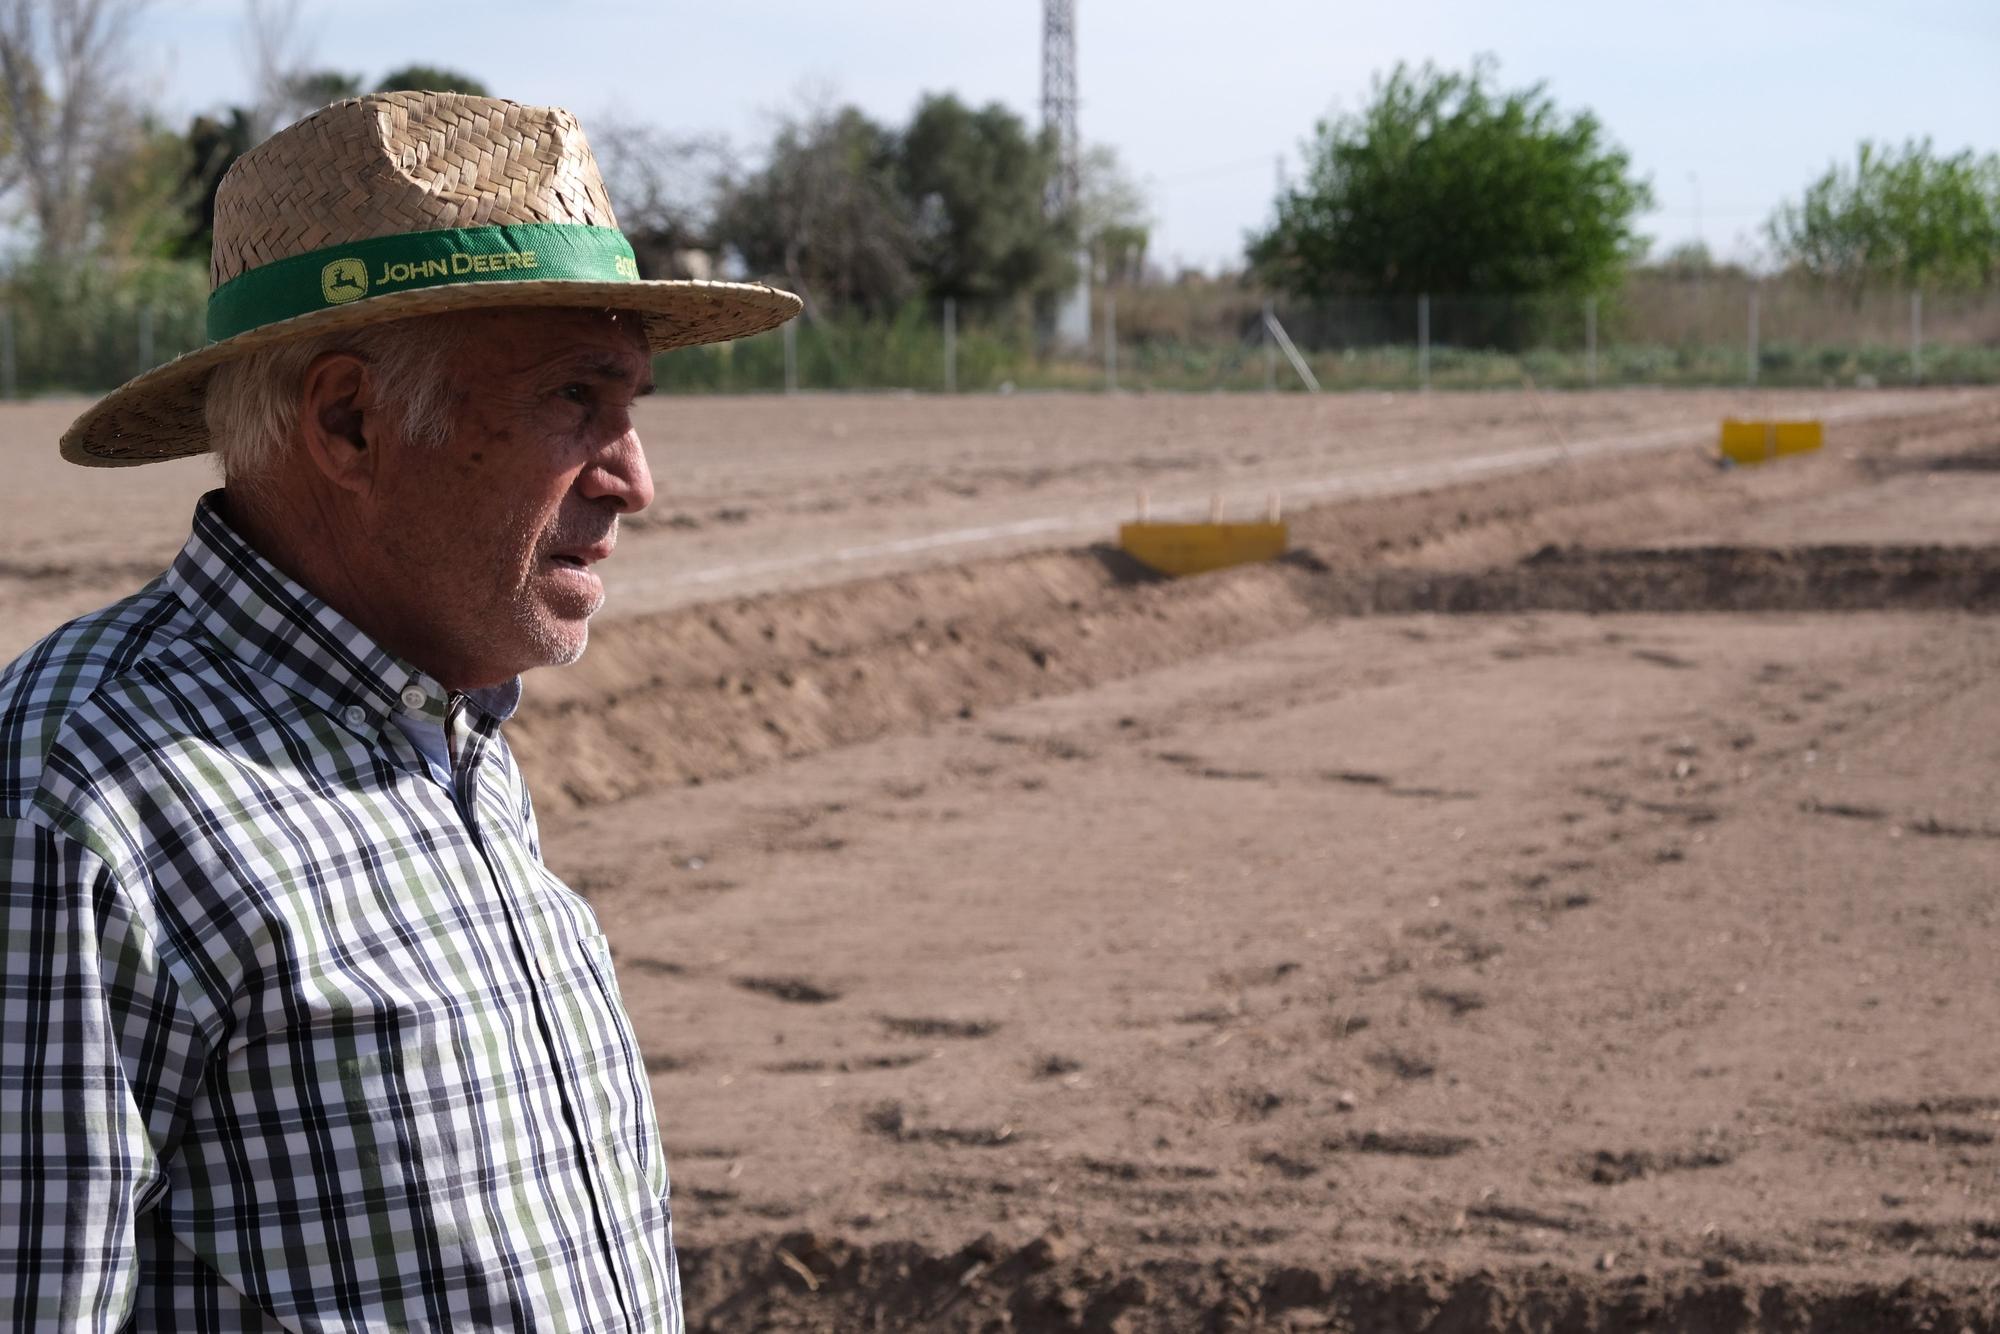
[0,93,796,1329]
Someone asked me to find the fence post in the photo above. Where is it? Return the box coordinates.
[1746,285,1759,387]
[137,306,154,374]
[0,306,14,400]
[1910,290,1923,385]
[943,297,957,393]
[1584,296,1598,388]
[1104,291,1117,391]
[1417,292,1430,391]
[783,318,798,394]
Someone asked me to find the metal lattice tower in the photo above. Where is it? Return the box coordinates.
[1041,0,1079,221]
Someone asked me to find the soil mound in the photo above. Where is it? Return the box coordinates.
[512,541,2000,809]
[513,401,2000,809]
[679,1230,2000,1333]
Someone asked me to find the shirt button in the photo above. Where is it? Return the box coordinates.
[342,705,366,727]
[399,685,428,711]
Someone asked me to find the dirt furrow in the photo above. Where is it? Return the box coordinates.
[510,397,2000,809]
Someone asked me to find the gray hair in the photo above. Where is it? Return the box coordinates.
[204,315,468,480]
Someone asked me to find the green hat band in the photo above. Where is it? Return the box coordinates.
[205,222,641,342]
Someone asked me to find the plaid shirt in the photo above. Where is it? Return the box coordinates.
[0,493,679,1331]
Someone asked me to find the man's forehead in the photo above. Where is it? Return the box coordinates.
[455,307,651,376]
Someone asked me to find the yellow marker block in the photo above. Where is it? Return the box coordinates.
[1719,419,1824,466]
[1118,522,1289,578]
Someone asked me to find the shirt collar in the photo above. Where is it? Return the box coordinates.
[165,490,521,734]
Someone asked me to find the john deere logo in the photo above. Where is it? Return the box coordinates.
[320,258,369,305]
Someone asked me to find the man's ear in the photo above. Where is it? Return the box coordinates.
[297,351,377,495]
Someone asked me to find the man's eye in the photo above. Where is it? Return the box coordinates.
[558,384,592,406]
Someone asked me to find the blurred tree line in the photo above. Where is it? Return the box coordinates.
[593,92,1150,322]
[0,0,1147,335]
[0,1,1988,395]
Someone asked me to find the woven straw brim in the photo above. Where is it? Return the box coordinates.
[62,278,801,467]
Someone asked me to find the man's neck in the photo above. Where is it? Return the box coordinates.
[221,480,455,687]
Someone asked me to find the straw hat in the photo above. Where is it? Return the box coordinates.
[62,91,801,466]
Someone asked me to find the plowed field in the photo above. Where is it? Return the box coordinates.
[7,388,1999,1331]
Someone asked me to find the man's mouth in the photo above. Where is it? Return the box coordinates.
[547,539,614,571]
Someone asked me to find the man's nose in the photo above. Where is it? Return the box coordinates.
[580,425,655,514]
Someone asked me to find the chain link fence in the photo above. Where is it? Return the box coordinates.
[2,269,1994,398]
[658,276,2000,394]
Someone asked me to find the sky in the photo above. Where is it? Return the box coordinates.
[136,0,2000,275]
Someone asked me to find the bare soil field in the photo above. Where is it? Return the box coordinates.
[6,389,2000,1330]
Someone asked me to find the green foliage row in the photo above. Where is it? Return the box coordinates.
[650,336,2000,395]
[0,261,208,394]
[650,305,1040,393]
[3,264,1992,399]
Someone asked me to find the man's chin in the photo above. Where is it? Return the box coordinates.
[526,616,591,671]
[524,581,602,668]
[487,612,592,680]
[547,622,589,667]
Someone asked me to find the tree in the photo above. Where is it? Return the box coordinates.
[1768,139,2000,291]
[240,0,308,136]
[896,93,1072,312]
[377,65,489,97]
[287,69,361,108]
[241,6,483,133]
[591,118,732,278]
[1654,240,1714,275]
[1249,58,1651,298]
[0,0,152,263]
[1077,143,1150,285]
[87,113,194,260]
[714,102,916,317]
